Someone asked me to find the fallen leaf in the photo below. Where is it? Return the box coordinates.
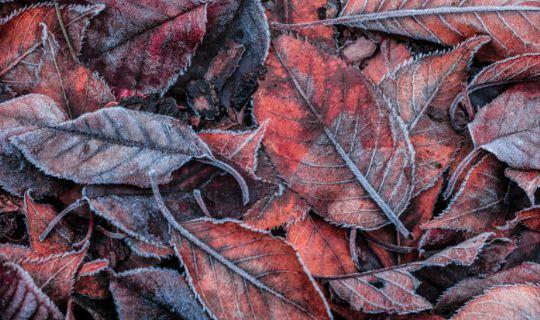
[451,283,540,319]
[335,0,540,59]
[0,258,63,320]
[499,206,540,232]
[11,107,214,188]
[505,168,540,204]
[329,232,493,314]
[437,261,540,314]
[363,38,411,84]
[0,94,67,196]
[254,34,415,237]
[172,218,332,320]
[422,155,506,233]
[243,187,308,230]
[468,83,540,170]
[110,267,209,320]
[341,37,377,64]
[82,0,208,97]
[287,214,357,277]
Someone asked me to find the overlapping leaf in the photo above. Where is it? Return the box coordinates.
[329,232,493,314]
[110,267,209,320]
[82,0,209,97]
[468,83,540,170]
[505,168,540,204]
[451,283,540,319]
[422,155,506,233]
[0,258,63,320]
[11,107,213,187]
[254,34,415,236]
[172,218,332,320]
[336,0,540,59]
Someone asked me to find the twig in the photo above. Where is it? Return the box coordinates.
[55,3,77,62]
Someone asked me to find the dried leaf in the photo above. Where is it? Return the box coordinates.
[329,232,493,314]
[505,168,540,204]
[499,206,540,232]
[287,214,357,277]
[422,155,506,233]
[23,192,74,255]
[470,53,540,90]
[363,38,411,84]
[379,37,488,194]
[110,267,209,320]
[244,187,308,230]
[468,83,540,170]
[12,107,213,188]
[0,94,67,196]
[336,0,540,60]
[254,34,415,236]
[0,259,63,320]
[199,122,267,176]
[82,0,208,97]
[172,218,332,320]
[437,262,540,313]
[451,283,540,319]
[0,244,88,304]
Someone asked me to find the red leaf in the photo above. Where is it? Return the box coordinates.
[172,218,332,319]
[363,38,411,84]
[82,0,208,97]
[287,214,357,277]
[254,34,415,237]
[0,259,63,320]
[505,168,540,204]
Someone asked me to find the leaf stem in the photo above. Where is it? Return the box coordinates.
[39,198,85,242]
[442,147,482,199]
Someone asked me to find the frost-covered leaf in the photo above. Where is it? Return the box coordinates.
[379,37,488,194]
[244,187,308,230]
[422,155,506,233]
[172,218,332,320]
[505,168,540,204]
[12,107,213,188]
[0,244,88,305]
[254,34,415,237]
[329,232,492,314]
[82,0,209,97]
[437,262,540,313]
[363,38,411,84]
[287,214,357,277]
[468,83,540,170]
[0,259,63,320]
[311,0,540,60]
[110,267,209,320]
[499,206,540,232]
[451,283,540,319]
[0,94,66,196]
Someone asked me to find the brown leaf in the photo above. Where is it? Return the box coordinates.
[468,83,540,170]
[82,0,208,97]
[363,38,411,84]
[254,34,415,237]
[329,232,493,314]
[244,187,308,230]
[335,0,540,60]
[437,261,540,314]
[109,267,209,320]
[505,168,540,204]
[422,155,506,233]
[11,107,215,188]
[451,283,540,319]
[287,214,357,277]
[172,218,332,320]
[0,259,63,320]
